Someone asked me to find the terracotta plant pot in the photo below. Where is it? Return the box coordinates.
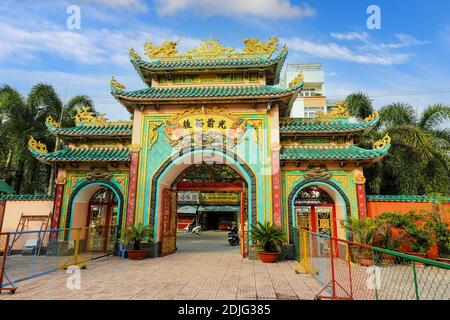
[127,249,147,260]
[258,251,280,263]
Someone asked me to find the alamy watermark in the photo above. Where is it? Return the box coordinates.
[367,5,381,30]
[66,5,81,30]
[66,265,81,290]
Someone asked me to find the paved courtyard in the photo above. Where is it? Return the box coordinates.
[0,231,321,300]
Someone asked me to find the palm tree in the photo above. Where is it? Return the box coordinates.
[345,92,374,119]
[0,83,94,194]
[27,83,94,194]
[364,102,450,195]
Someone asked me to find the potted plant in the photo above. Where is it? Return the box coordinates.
[250,222,285,263]
[124,223,152,260]
[341,216,381,266]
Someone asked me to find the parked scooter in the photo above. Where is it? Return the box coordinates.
[228,223,240,246]
[192,225,202,235]
[183,220,202,235]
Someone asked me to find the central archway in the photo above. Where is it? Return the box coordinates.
[149,147,257,257]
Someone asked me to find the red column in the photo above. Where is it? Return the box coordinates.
[0,200,6,232]
[126,149,140,227]
[271,146,282,225]
[355,175,368,219]
[51,183,65,230]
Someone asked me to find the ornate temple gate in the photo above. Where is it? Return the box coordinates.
[162,181,248,257]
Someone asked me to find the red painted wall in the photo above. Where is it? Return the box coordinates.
[367,201,450,258]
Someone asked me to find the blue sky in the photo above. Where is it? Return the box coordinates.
[1,0,450,120]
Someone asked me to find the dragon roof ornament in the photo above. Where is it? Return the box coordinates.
[129,48,142,60]
[74,106,107,125]
[141,37,283,60]
[289,72,304,88]
[111,76,125,91]
[316,102,350,119]
[45,115,61,128]
[28,136,48,153]
[364,111,379,123]
[242,37,279,56]
[373,134,391,149]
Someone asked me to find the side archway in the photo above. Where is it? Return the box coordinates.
[66,178,125,231]
[287,178,351,242]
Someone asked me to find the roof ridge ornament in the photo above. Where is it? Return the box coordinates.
[242,37,279,56]
[45,115,61,128]
[289,72,304,88]
[187,38,234,56]
[316,101,350,119]
[129,48,142,60]
[373,134,391,149]
[364,111,379,123]
[74,106,107,125]
[111,76,126,91]
[28,136,48,153]
[145,40,179,58]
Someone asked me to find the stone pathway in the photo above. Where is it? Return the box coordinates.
[0,231,321,300]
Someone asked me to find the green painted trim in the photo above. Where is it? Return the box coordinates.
[0,194,55,201]
[366,195,450,202]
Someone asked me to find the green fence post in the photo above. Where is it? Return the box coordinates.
[412,261,420,300]
[372,249,379,301]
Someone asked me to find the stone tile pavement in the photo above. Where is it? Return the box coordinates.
[0,231,322,300]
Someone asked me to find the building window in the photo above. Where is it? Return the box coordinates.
[300,89,316,97]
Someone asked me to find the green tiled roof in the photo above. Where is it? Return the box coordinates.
[0,180,14,193]
[31,147,131,162]
[113,84,301,100]
[366,195,450,202]
[280,145,390,161]
[0,194,54,201]
[279,117,379,133]
[47,122,133,137]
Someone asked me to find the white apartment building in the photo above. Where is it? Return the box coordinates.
[282,63,327,118]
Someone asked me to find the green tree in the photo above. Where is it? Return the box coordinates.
[0,83,94,194]
[345,92,374,119]
[365,102,450,195]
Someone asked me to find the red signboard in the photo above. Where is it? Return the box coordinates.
[356,183,368,218]
[126,151,139,226]
[51,183,64,230]
[271,149,282,225]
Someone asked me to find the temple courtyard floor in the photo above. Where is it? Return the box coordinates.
[0,231,321,300]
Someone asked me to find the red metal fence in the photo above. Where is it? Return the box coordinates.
[294,228,450,300]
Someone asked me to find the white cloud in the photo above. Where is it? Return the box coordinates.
[155,0,315,19]
[83,0,148,11]
[0,19,200,67]
[283,36,411,65]
[372,33,430,50]
[330,32,369,43]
